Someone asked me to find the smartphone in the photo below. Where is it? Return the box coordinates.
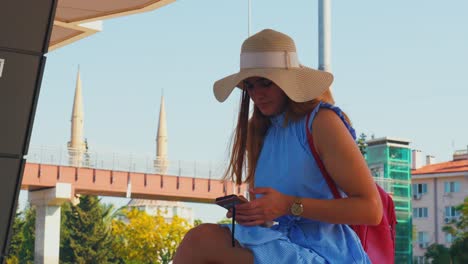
[215,194,247,210]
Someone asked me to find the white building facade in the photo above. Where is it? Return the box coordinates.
[126,199,194,225]
[411,149,468,263]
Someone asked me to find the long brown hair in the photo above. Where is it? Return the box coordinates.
[224,88,351,185]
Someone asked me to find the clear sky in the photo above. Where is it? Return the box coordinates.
[21,0,468,223]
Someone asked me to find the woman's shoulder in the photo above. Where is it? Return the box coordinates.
[308,103,356,140]
[313,109,347,133]
[311,108,358,160]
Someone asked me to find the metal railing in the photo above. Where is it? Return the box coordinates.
[454,148,468,155]
[25,146,227,179]
[26,146,412,188]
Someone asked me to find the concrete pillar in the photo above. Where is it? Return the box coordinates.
[29,183,72,264]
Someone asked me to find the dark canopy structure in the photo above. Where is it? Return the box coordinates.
[0,1,57,262]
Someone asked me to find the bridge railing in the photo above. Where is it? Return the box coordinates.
[25,146,228,179]
[25,146,411,190]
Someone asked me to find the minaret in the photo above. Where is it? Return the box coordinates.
[154,95,169,174]
[127,96,193,223]
[67,67,86,167]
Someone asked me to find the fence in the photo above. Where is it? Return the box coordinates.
[26,146,227,179]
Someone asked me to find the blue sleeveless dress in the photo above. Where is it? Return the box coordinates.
[223,103,371,263]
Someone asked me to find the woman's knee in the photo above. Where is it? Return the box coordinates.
[182,223,229,246]
[175,224,251,264]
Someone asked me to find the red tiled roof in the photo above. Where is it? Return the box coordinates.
[412,159,468,175]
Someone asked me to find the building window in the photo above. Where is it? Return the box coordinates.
[417,231,429,248]
[413,207,428,218]
[413,256,426,264]
[417,232,429,248]
[445,206,461,217]
[445,233,454,244]
[412,183,427,198]
[444,206,461,223]
[370,164,384,178]
[444,181,460,193]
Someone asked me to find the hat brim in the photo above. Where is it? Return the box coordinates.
[213,66,333,103]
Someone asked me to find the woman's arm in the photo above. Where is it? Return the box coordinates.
[233,109,382,226]
[302,108,383,225]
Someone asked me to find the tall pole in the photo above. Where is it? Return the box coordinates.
[244,0,252,199]
[248,0,252,37]
[318,0,331,72]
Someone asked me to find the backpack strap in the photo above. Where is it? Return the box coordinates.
[305,102,356,199]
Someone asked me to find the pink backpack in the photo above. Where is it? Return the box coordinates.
[306,109,397,264]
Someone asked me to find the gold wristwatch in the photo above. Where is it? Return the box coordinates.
[290,197,303,216]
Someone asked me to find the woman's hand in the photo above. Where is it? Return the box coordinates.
[226,187,293,226]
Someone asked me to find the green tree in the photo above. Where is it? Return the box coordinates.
[443,197,468,240]
[443,197,468,263]
[425,244,451,264]
[112,208,191,264]
[160,215,192,264]
[449,237,468,264]
[5,205,35,264]
[18,206,35,263]
[5,212,24,264]
[60,195,115,264]
[217,218,233,224]
[426,197,468,264]
[356,133,368,157]
[194,219,203,227]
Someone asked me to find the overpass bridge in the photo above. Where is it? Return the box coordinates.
[22,146,247,203]
[22,162,247,203]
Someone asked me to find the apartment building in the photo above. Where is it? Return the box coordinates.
[127,199,194,225]
[366,137,412,263]
[411,149,468,263]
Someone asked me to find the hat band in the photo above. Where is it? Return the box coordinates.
[240,51,299,69]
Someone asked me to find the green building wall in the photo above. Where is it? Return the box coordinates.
[366,138,413,264]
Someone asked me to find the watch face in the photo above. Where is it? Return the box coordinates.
[291,203,303,216]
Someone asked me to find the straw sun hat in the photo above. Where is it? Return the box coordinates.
[213,29,333,103]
